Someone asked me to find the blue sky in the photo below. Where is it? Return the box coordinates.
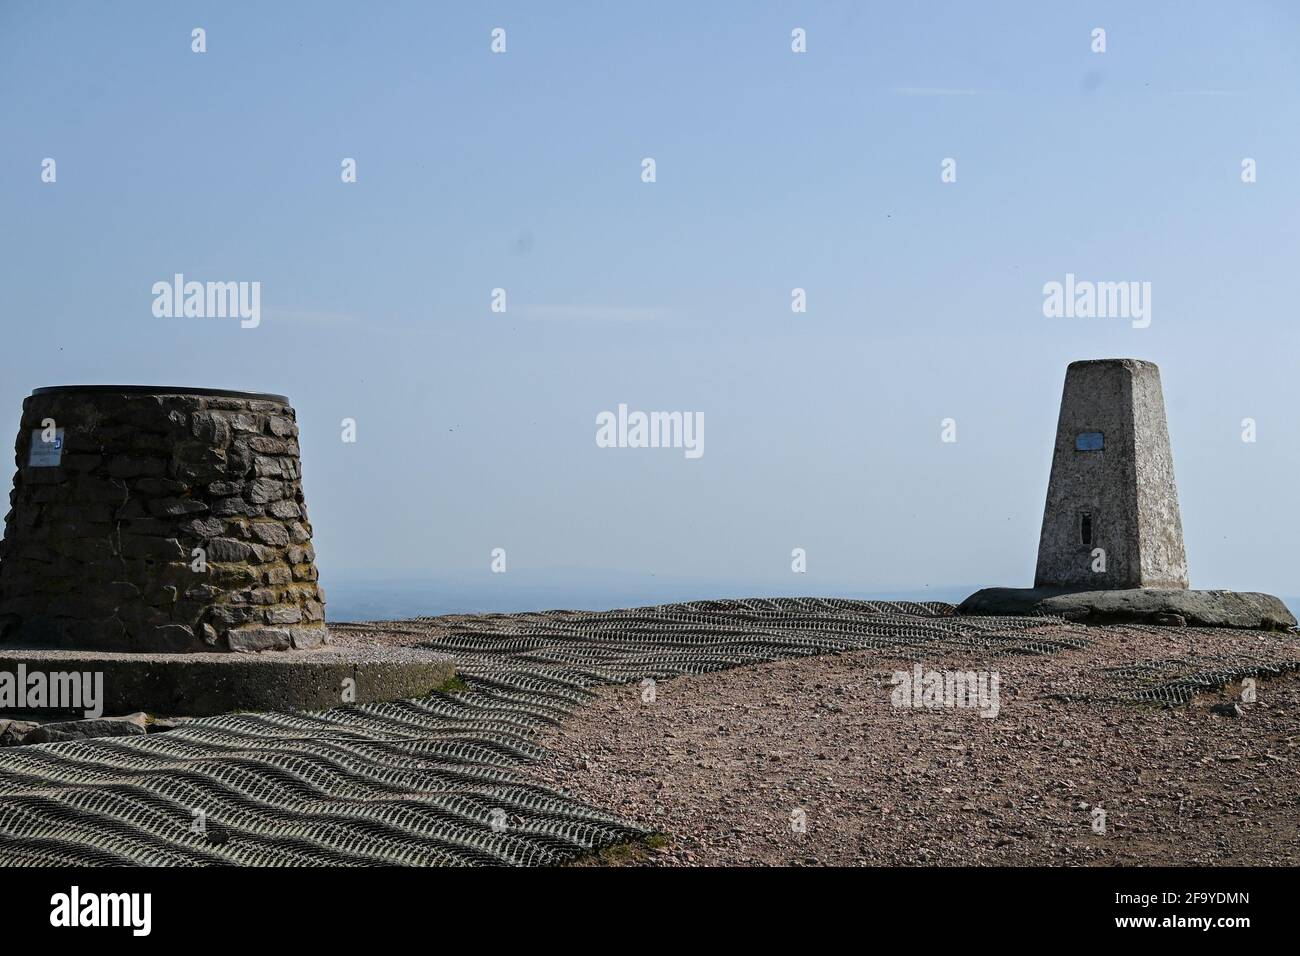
[1,2,1297,614]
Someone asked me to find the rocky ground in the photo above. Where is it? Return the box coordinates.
[504,626,1300,866]
[9,601,1293,868]
[0,711,186,745]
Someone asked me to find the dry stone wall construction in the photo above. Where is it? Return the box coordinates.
[0,387,326,652]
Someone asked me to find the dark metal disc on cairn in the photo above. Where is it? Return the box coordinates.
[0,386,326,652]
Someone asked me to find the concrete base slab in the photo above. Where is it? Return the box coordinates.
[957,587,1296,630]
[0,645,457,718]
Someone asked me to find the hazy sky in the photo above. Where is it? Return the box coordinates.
[2,1,1297,610]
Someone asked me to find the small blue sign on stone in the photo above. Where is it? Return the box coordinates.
[1075,431,1104,452]
[28,429,64,467]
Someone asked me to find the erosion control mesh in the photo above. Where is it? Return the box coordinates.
[0,598,1090,865]
[1098,653,1300,706]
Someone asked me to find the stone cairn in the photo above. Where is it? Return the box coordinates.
[0,387,326,652]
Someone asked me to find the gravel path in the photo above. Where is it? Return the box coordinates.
[8,600,1283,867]
[515,626,1300,866]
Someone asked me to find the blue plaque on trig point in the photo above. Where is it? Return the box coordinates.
[1075,431,1104,452]
[28,429,65,467]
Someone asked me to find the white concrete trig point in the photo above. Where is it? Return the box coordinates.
[958,359,1294,628]
[1034,358,1188,589]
